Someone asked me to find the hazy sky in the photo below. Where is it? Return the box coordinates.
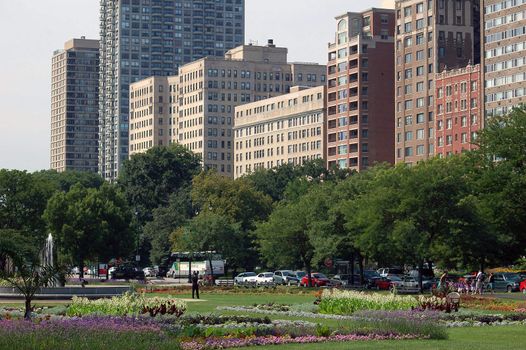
[0,0,393,171]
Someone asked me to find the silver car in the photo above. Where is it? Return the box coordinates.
[234,272,257,285]
[273,270,300,285]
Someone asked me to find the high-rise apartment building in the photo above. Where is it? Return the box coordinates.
[435,64,482,157]
[99,0,245,181]
[327,9,396,171]
[482,0,526,119]
[50,37,99,172]
[233,86,326,178]
[129,42,326,176]
[394,0,480,164]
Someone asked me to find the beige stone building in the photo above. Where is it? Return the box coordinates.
[394,0,480,165]
[233,86,326,178]
[50,37,99,172]
[482,0,526,118]
[129,42,326,176]
[129,76,178,155]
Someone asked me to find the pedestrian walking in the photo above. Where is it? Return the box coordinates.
[487,273,495,294]
[475,270,484,294]
[191,271,200,299]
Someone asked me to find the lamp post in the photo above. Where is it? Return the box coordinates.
[134,210,140,268]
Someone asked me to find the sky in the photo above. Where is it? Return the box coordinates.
[0,0,393,171]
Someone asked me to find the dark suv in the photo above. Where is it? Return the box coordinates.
[110,266,145,280]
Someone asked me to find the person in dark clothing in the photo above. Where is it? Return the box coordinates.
[191,271,200,299]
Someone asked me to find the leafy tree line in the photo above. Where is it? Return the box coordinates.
[1,109,525,285]
[255,108,526,288]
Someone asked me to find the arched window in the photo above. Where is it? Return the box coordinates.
[338,19,347,32]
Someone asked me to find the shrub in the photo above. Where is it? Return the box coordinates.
[351,310,447,339]
[67,292,186,317]
[319,289,419,315]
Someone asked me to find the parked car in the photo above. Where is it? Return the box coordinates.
[143,267,156,277]
[330,274,350,287]
[363,270,382,289]
[110,266,145,280]
[390,276,419,294]
[300,273,330,287]
[520,279,526,294]
[273,270,300,285]
[155,265,169,278]
[329,274,362,287]
[408,269,435,280]
[295,271,306,281]
[493,273,521,292]
[377,267,404,278]
[234,272,257,285]
[255,272,275,285]
[374,276,393,290]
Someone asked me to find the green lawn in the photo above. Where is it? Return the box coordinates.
[248,326,525,350]
[167,291,526,349]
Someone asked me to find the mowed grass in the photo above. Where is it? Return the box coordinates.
[159,291,526,349]
[249,326,526,350]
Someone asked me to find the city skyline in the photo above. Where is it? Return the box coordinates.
[0,0,391,171]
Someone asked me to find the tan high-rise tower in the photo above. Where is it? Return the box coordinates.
[50,38,99,172]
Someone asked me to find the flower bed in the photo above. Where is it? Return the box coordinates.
[67,292,187,317]
[353,309,526,328]
[460,295,526,312]
[319,289,419,315]
[181,333,421,350]
[216,306,358,320]
[0,317,175,350]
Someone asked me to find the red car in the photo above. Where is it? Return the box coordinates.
[300,273,330,287]
[520,279,526,294]
[375,277,392,290]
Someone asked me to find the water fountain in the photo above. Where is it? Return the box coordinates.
[0,233,131,299]
[41,233,54,269]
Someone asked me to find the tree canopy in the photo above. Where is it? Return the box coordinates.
[118,144,201,224]
[44,184,134,275]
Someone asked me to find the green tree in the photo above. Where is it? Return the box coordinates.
[32,170,104,192]
[191,172,272,270]
[44,184,134,277]
[256,200,315,285]
[468,107,526,265]
[143,189,193,265]
[345,159,495,291]
[179,211,246,275]
[0,229,60,319]
[118,144,201,224]
[246,159,354,202]
[191,171,272,230]
[0,170,55,243]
